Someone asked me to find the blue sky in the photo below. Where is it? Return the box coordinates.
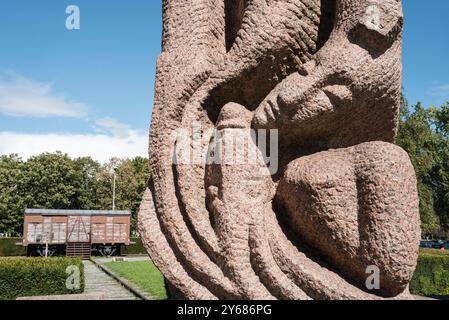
[403,1,449,108]
[0,1,448,162]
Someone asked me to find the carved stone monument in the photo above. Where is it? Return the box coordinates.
[139,0,421,299]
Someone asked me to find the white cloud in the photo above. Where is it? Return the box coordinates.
[429,84,449,96]
[0,73,148,162]
[0,73,88,118]
[0,130,148,163]
[94,117,132,139]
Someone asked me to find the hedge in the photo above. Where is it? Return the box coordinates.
[0,238,26,256]
[122,237,147,255]
[0,257,84,300]
[410,250,449,296]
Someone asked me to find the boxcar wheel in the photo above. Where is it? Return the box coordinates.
[99,245,118,257]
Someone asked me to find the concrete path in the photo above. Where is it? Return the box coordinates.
[83,260,138,300]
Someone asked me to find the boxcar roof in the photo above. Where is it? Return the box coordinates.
[25,209,131,216]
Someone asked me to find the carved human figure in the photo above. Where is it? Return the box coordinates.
[139,0,421,300]
[248,0,418,296]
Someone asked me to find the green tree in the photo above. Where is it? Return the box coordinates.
[431,103,449,230]
[0,152,150,235]
[96,157,150,234]
[19,152,82,210]
[0,155,25,235]
[396,99,449,237]
[72,157,102,210]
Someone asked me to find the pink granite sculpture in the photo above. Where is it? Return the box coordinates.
[139,0,421,300]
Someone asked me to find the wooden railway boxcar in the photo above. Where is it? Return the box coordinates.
[23,209,131,258]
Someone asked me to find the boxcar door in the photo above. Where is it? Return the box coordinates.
[67,216,91,243]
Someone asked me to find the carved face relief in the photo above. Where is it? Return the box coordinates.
[348,0,404,53]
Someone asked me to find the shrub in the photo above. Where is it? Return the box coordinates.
[122,237,147,255]
[410,250,449,296]
[0,257,84,300]
[0,238,26,257]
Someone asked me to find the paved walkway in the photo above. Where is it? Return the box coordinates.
[83,260,138,300]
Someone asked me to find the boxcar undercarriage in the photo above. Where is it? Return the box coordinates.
[27,243,123,257]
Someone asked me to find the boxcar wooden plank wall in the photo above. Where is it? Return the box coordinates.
[24,216,69,245]
[24,215,44,245]
[90,216,130,245]
[52,216,67,244]
[91,216,107,243]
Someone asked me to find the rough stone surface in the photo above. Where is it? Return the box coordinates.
[139,0,421,300]
[277,142,420,296]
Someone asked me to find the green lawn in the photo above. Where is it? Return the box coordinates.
[104,260,168,300]
[420,248,449,256]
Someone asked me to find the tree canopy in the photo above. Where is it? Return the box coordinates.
[0,153,150,235]
[396,98,449,238]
